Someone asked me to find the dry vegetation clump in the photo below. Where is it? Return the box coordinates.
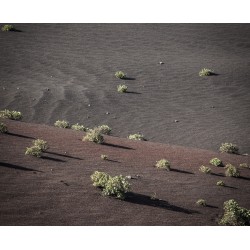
[0,109,22,120]
[101,154,108,160]
[196,199,207,207]
[216,180,225,186]
[83,128,104,144]
[210,157,223,167]
[219,199,250,226]
[199,165,212,174]
[225,164,240,177]
[25,139,48,157]
[1,24,15,31]
[0,122,8,133]
[115,71,126,79]
[219,143,239,154]
[54,120,70,128]
[33,139,48,152]
[96,125,111,135]
[71,123,87,131]
[128,133,145,141]
[199,68,214,76]
[117,84,128,93]
[239,163,249,169]
[91,171,111,188]
[155,159,171,171]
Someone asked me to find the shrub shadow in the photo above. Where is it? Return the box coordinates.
[224,185,237,189]
[238,176,250,181]
[126,91,141,95]
[171,168,194,175]
[102,142,134,150]
[206,204,218,209]
[106,159,121,163]
[6,132,35,139]
[46,151,83,160]
[41,156,66,162]
[123,77,136,80]
[211,173,225,177]
[0,162,42,172]
[125,192,199,214]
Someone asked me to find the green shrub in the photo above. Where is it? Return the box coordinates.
[115,71,126,79]
[199,165,212,174]
[96,125,111,135]
[239,163,249,169]
[196,199,207,206]
[101,154,108,160]
[1,25,14,32]
[199,68,214,76]
[210,157,222,167]
[128,133,145,141]
[117,84,128,93]
[102,175,131,199]
[155,159,171,171]
[54,120,70,128]
[225,164,240,177]
[25,146,42,157]
[0,109,22,120]
[91,171,111,188]
[33,139,48,152]
[0,122,8,133]
[217,180,225,186]
[219,199,250,226]
[83,128,104,144]
[71,123,87,131]
[219,143,239,154]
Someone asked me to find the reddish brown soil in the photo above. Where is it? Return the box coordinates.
[1,119,249,225]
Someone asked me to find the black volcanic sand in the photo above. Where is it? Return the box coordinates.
[0,119,250,225]
[0,24,249,153]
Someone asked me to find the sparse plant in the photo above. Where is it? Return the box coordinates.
[1,25,15,32]
[199,165,212,174]
[155,159,171,171]
[128,133,145,141]
[217,180,225,186]
[210,157,223,167]
[196,199,207,207]
[71,123,87,131]
[83,128,104,144]
[0,109,22,120]
[54,120,70,128]
[96,125,111,135]
[25,146,42,158]
[219,199,250,226]
[101,154,108,160]
[239,163,249,169]
[199,68,214,76]
[219,143,239,154]
[115,71,126,79]
[33,139,48,152]
[91,171,111,188]
[225,164,240,177]
[117,84,128,93]
[102,175,131,199]
[151,192,157,200]
[0,122,8,133]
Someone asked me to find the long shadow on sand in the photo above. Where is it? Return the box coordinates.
[0,162,42,172]
[224,185,237,189]
[125,192,199,214]
[171,168,194,175]
[126,91,141,95]
[46,151,83,160]
[211,173,225,177]
[6,132,35,140]
[238,176,250,181]
[122,77,136,80]
[41,156,66,162]
[103,142,134,150]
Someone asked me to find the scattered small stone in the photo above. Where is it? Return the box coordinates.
[211,106,215,108]
[51,169,53,171]
[106,112,110,115]
[126,175,132,179]
[2,87,6,90]
[112,116,117,119]
[159,62,164,65]
[88,104,91,107]
[64,152,67,154]
[32,98,36,101]
[87,116,90,119]
[142,85,145,88]
[50,76,53,78]
[46,88,50,91]
[17,87,19,90]
[174,120,179,123]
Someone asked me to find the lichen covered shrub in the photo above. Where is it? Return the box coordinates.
[33,139,48,152]
[239,163,249,169]
[199,165,212,174]
[0,122,8,133]
[54,120,70,128]
[210,158,222,167]
[0,109,22,120]
[217,180,225,186]
[96,125,111,135]
[117,84,128,93]
[225,164,240,177]
[1,25,14,31]
[115,71,126,79]
[196,199,207,207]
[83,128,104,144]
[128,133,145,141]
[219,143,239,154]
[199,68,214,76]
[219,199,250,226]
[155,159,171,171]
[101,154,108,160]
[71,123,87,131]
[25,146,42,157]
[91,171,111,188]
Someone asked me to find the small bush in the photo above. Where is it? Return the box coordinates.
[239,163,249,169]
[115,71,126,79]
[33,139,48,152]
[71,123,87,131]
[219,199,250,226]
[128,133,145,141]
[199,68,214,76]
[54,120,70,128]
[196,199,207,206]
[225,164,240,177]
[199,165,212,174]
[91,171,111,188]
[102,175,131,199]
[0,109,22,120]
[117,84,128,93]
[83,128,104,144]
[1,25,14,32]
[219,143,239,154]
[155,159,171,171]
[0,122,8,133]
[96,125,111,135]
[25,146,42,157]
[210,157,223,167]
[101,154,108,160]
[217,180,225,186]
